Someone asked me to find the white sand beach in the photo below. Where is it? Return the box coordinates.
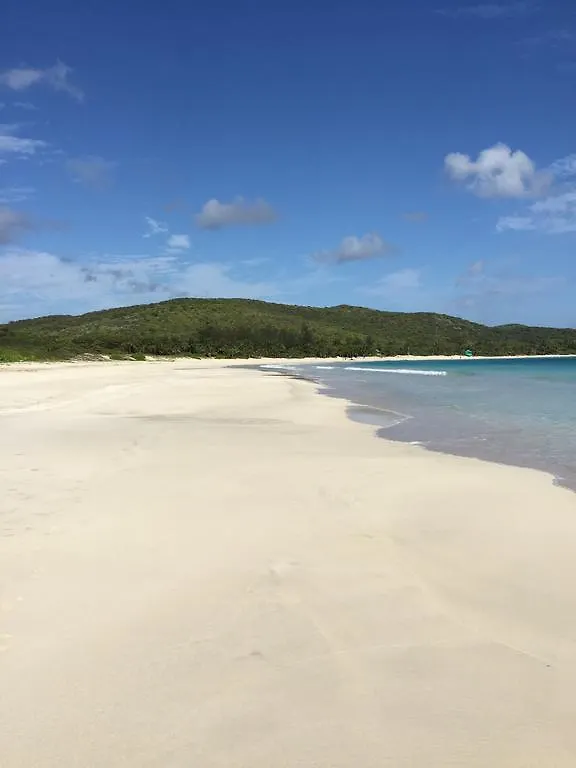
[2,359,576,766]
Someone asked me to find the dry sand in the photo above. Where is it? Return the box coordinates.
[2,359,576,766]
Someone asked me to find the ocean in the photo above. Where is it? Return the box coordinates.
[262,357,576,491]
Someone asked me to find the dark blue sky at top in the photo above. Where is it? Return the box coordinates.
[1,0,575,325]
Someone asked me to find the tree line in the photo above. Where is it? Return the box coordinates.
[1,298,575,360]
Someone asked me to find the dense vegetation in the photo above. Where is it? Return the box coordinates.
[1,298,576,361]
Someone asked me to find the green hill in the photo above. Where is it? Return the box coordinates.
[1,298,575,361]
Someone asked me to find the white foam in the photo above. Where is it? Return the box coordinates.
[315,366,335,370]
[260,364,297,370]
[344,366,447,377]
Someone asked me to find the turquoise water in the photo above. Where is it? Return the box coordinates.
[265,357,576,490]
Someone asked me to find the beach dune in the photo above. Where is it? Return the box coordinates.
[2,360,576,766]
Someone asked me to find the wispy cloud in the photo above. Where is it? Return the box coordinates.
[0,249,277,321]
[521,29,576,48]
[445,143,551,198]
[0,250,174,317]
[366,268,422,294]
[166,233,190,252]
[496,153,576,233]
[439,2,537,19]
[548,154,576,179]
[195,197,277,230]
[0,187,35,204]
[67,156,116,189]
[496,215,536,232]
[0,125,46,156]
[518,28,576,75]
[0,61,84,102]
[177,262,275,300]
[467,260,485,277]
[358,268,430,311]
[497,191,576,234]
[143,217,192,254]
[241,256,269,268]
[313,233,395,265]
[143,216,168,238]
[455,260,564,321]
[14,101,38,111]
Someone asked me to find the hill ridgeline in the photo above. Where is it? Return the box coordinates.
[1,298,575,361]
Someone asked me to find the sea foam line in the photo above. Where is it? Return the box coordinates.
[344,366,447,376]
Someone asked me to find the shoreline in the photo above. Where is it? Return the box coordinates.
[2,359,576,765]
[2,351,576,371]
[3,354,573,490]
[2,354,573,491]
[257,358,576,494]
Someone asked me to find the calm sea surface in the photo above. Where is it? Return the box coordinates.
[262,357,576,491]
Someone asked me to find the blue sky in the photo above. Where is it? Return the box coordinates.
[1,0,575,326]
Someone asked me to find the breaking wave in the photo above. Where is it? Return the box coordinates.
[344,366,447,376]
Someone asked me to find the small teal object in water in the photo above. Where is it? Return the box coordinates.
[464,349,474,357]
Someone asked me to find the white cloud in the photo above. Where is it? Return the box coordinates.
[0,61,83,102]
[0,249,277,321]
[445,143,550,198]
[67,156,115,188]
[14,101,38,111]
[0,207,34,244]
[195,197,277,229]
[313,233,394,264]
[166,233,190,252]
[143,216,168,238]
[0,249,88,299]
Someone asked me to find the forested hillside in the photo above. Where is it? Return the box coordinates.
[1,298,575,360]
